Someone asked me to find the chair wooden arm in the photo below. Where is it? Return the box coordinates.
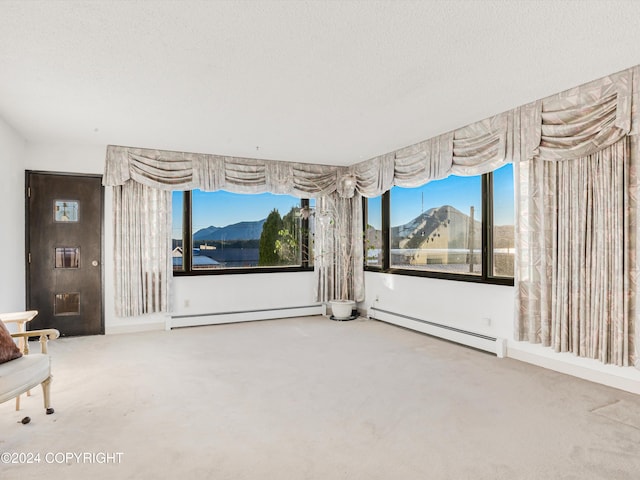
[0,310,38,323]
[11,329,60,354]
[1,310,39,352]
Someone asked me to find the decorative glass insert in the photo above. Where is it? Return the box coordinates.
[54,293,80,316]
[55,247,80,268]
[54,200,79,222]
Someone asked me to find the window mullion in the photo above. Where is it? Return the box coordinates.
[361,197,368,268]
[301,198,310,268]
[482,173,492,280]
[382,191,390,271]
[184,190,193,273]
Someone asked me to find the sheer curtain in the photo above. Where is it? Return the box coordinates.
[314,192,364,303]
[112,181,172,316]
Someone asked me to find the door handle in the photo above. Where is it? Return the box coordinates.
[91,260,99,267]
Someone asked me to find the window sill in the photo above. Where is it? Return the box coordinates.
[173,266,314,277]
[364,266,514,286]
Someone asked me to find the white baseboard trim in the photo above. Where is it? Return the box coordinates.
[106,321,166,335]
[370,306,506,357]
[168,304,324,329]
[507,342,640,395]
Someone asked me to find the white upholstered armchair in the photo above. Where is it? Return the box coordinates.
[0,311,59,417]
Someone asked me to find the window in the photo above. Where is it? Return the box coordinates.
[173,190,313,274]
[172,191,184,272]
[391,175,482,274]
[364,166,514,285]
[492,164,515,277]
[364,195,383,268]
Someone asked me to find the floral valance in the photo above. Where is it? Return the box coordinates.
[349,110,512,197]
[523,65,639,162]
[104,98,513,199]
[106,65,640,197]
[104,146,346,198]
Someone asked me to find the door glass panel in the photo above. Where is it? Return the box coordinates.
[54,200,79,222]
[55,247,80,268]
[54,293,80,316]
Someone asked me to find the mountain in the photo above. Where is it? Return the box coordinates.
[192,225,222,240]
[387,205,481,250]
[193,219,266,241]
[366,204,515,251]
[493,224,515,249]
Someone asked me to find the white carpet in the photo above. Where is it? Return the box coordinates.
[1,316,639,479]
[591,399,640,430]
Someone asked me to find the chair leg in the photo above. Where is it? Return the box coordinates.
[41,376,54,415]
[15,391,32,411]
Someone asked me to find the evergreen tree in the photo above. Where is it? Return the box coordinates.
[258,209,283,266]
[276,206,301,265]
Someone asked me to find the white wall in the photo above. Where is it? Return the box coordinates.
[363,271,515,339]
[107,271,318,334]
[173,272,316,314]
[23,144,107,175]
[0,116,26,313]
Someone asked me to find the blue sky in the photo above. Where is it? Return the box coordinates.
[390,176,481,228]
[172,163,515,238]
[368,163,515,229]
[492,163,515,225]
[172,190,302,238]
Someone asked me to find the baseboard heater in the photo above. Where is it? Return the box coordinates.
[167,304,325,330]
[369,306,506,357]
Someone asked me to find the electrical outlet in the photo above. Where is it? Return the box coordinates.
[481,317,491,326]
[184,299,190,308]
[375,295,380,302]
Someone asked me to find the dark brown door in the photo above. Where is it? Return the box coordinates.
[26,172,104,336]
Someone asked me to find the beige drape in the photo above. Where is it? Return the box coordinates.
[516,139,634,365]
[104,146,342,196]
[349,110,514,197]
[515,66,640,367]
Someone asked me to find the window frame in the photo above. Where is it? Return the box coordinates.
[173,191,314,276]
[363,170,514,287]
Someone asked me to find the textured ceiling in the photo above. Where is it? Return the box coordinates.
[1,0,639,166]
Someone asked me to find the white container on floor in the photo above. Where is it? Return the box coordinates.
[330,300,355,320]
